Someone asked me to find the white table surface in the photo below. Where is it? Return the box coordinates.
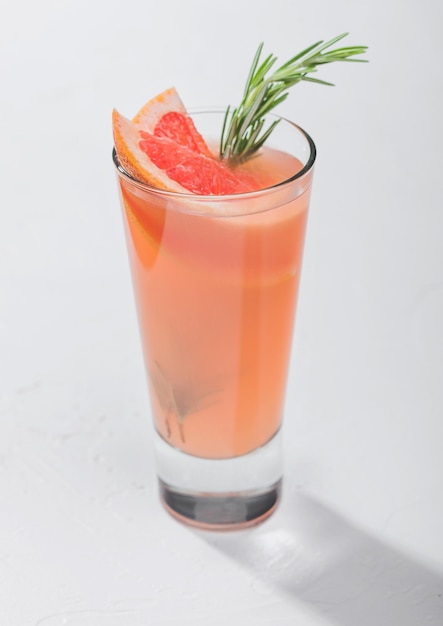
[1,0,442,624]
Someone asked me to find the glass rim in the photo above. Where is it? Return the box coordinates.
[112,108,316,202]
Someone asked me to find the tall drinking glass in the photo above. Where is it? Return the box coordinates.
[113,110,316,530]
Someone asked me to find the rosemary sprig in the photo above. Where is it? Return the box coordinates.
[220,33,368,164]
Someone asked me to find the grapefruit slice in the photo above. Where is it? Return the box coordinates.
[112,87,256,195]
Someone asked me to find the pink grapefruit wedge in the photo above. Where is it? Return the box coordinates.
[112,87,255,195]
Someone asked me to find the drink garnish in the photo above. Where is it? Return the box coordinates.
[112,34,367,193]
[220,33,368,165]
[112,87,256,194]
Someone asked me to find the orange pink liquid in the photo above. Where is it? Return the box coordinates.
[118,147,311,459]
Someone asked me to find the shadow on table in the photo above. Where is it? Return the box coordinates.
[196,493,443,625]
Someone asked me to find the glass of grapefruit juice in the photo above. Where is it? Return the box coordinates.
[113,110,316,529]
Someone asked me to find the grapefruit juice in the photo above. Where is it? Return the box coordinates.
[117,146,312,458]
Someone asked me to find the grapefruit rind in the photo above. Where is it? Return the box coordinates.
[132,87,186,130]
[112,108,189,192]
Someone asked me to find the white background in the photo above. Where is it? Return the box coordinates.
[1,0,442,624]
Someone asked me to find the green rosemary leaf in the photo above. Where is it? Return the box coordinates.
[243,43,264,98]
[220,104,230,155]
[301,76,336,86]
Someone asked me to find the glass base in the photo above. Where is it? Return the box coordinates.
[154,429,282,530]
[159,479,281,530]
